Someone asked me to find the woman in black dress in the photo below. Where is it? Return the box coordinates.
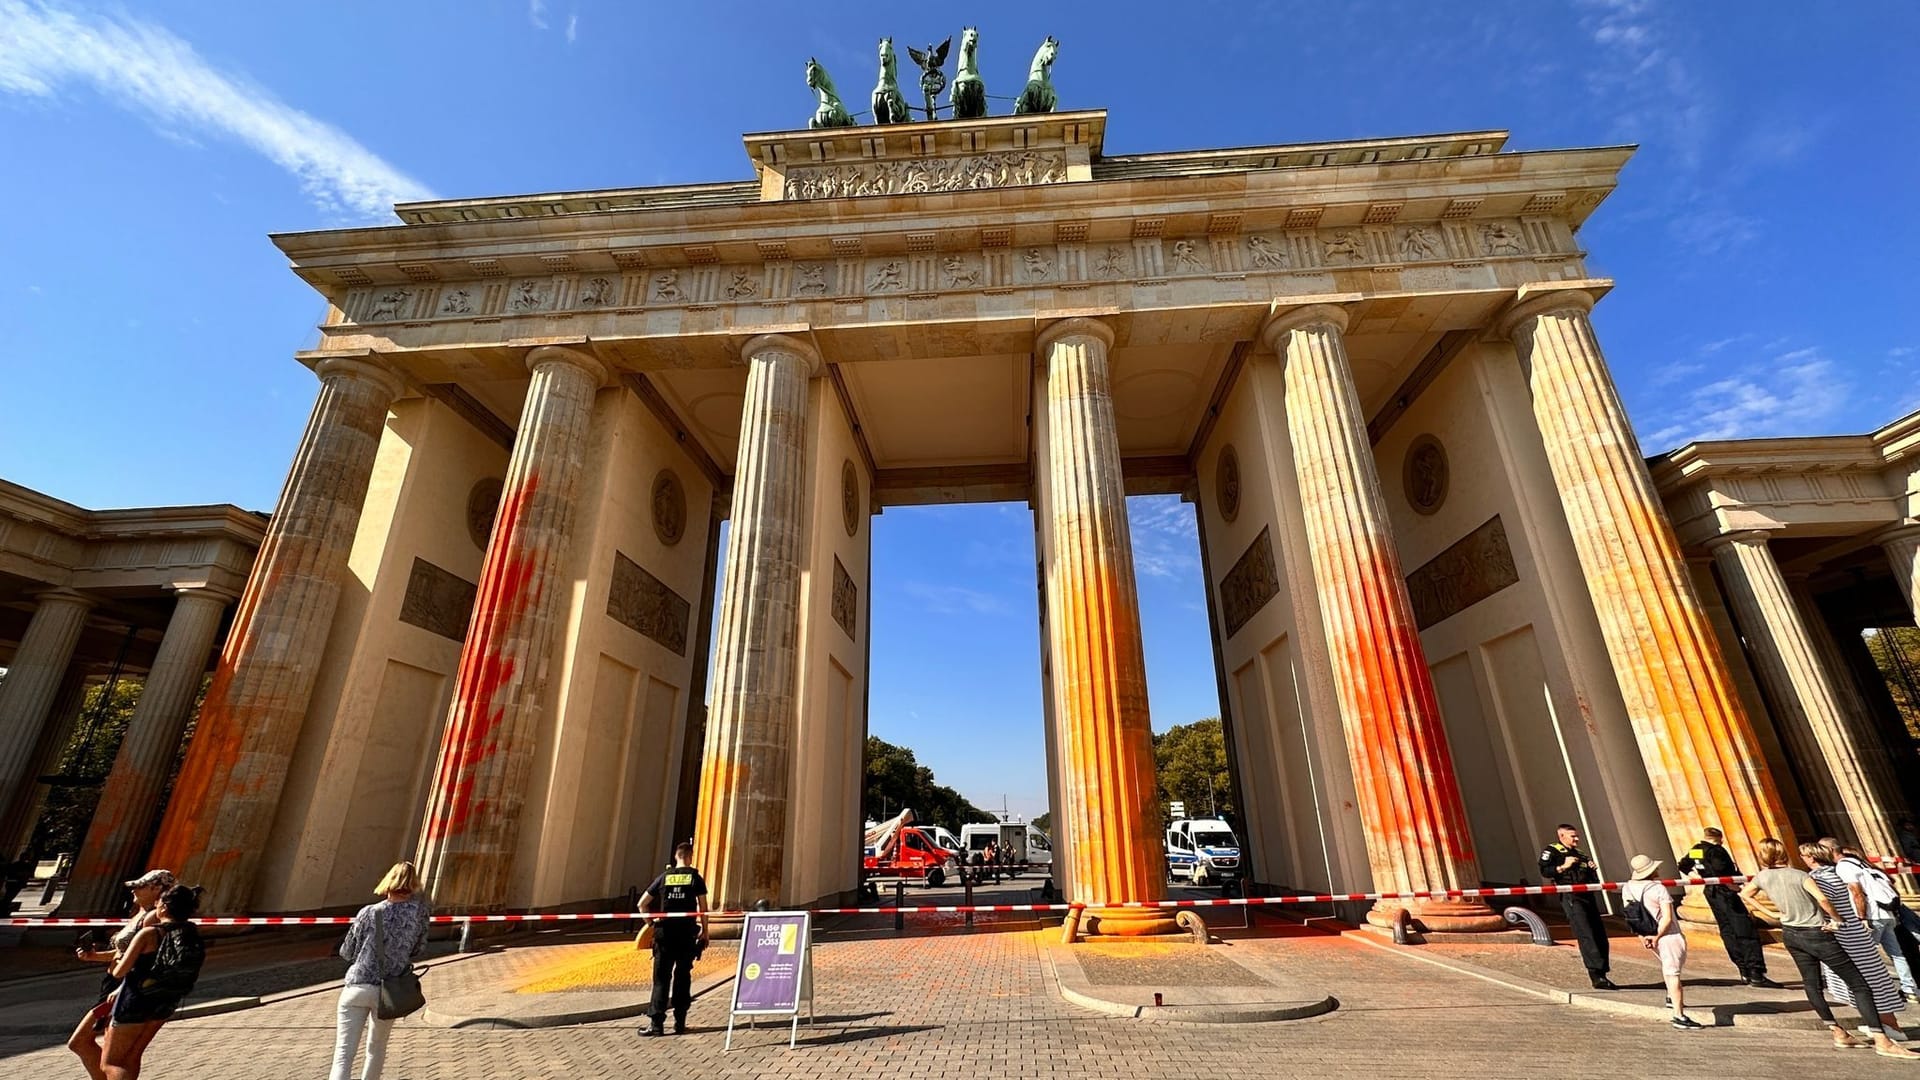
[101,884,202,1080]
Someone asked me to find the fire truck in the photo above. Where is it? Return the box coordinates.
[862,808,959,888]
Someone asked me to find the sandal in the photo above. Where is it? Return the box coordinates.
[1875,1044,1920,1059]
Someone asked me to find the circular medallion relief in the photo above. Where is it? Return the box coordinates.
[841,460,861,537]
[1216,445,1241,523]
[651,469,686,546]
[1404,435,1449,516]
[466,478,504,550]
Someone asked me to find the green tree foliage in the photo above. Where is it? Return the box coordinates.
[1865,626,1920,740]
[30,677,144,858]
[1031,811,1051,836]
[1153,717,1236,825]
[863,736,997,830]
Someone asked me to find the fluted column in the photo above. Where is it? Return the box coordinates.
[1500,283,1793,870]
[1036,318,1172,936]
[1712,534,1900,856]
[693,335,819,912]
[0,590,95,812]
[1261,305,1502,933]
[1881,526,1920,619]
[417,346,606,910]
[66,587,231,913]
[149,357,401,912]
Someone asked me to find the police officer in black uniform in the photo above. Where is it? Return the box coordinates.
[1539,823,1615,990]
[638,840,709,1036]
[1677,826,1779,987]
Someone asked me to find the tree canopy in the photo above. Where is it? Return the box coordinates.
[863,736,997,830]
[1153,717,1236,825]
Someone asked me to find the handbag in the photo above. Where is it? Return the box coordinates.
[372,905,426,1020]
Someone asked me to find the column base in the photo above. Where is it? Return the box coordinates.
[1078,905,1181,938]
[1369,898,1507,934]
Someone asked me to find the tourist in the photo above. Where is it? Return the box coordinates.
[1621,855,1701,1029]
[1829,839,1920,1001]
[1741,837,1915,1056]
[1804,842,1910,1042]
[1676,827,1777,987]
[638,841,709,1036]
[330,861,430,1080]
[103,883,206,1079]
[68,869,172,1080]
[1537,824,1614,990]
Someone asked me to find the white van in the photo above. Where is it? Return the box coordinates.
[1165,818,1242,884]
[925,824,962,856]
[961,821,1050,876]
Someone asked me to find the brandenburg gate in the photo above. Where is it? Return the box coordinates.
[118,101,1871,935]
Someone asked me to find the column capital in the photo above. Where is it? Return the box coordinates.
[1035,316,1116,355]
[737,333,822,377]
[170,583,240,605]
[1259,301,1354,351]
[313,355,405,401]
[1871,522,1920,547]
[1702,528,1777,553]
[1495,280,1614,340]
[28,587,97,610]
[525,344,610,385]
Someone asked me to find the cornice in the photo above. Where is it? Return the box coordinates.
[0,477,267,549]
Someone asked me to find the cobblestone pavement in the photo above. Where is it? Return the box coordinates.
[2,915,1908,1078]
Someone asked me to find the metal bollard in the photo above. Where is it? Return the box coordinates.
[965,875,974,929]
[459,917,475,954]
[894,879,905,932]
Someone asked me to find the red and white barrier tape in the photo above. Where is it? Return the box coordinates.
[5,875,1767,927]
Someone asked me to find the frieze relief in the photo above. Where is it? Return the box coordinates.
[399,557,479,643]
[780,150,1068,201]
[607,551,691,655]
[831,556,858,640]
[1218,527,1279,638]
[1404,515,1519,631]
[342,215,1570,325]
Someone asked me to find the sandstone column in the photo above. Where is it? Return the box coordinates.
[148,356,402,912]
[1880,526,1920,618]
[1709,533,1899,856]
[693,334,819,913]
[1261,305,1502,933]
[1500,283,1793,869]
[65,587,231,913]
[417,346,606,910]
[1035,317,1174,936]
[0,590,95,812]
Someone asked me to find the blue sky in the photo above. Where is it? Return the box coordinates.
[2,1,1916,820]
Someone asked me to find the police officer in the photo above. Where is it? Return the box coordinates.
[638,841,709,1036]
[1540,823,1615,990]
[1676,826,1779,988]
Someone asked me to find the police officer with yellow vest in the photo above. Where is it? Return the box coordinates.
[1539,823,1615,990]
[1677,826,1780,987]
[639,841,709,1036]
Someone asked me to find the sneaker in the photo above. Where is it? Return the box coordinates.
[643,1019,666,1037]
[1671,1015,1706,1030]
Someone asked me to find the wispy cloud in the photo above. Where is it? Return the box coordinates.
[901,582,1011,616]
[1128,496,1200,580]
[527,0,549,30]
[0,1,431,220]
[1643,345,1851,449]
[566,13,579,45]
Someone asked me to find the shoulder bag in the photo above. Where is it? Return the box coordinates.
[373,905,426,1020]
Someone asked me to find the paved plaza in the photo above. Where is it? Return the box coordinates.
[4,908,1911,1079]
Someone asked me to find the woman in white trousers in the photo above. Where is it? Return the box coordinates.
[331,862,428,1080]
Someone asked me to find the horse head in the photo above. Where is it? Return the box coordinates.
[961,27,978,55]
[806,57,823,90]
[879,37,895,72]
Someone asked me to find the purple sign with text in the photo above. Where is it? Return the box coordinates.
[730,912,811,1014]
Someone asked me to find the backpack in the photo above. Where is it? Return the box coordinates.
[1621,884,1661,936]
[140,923,206,1000]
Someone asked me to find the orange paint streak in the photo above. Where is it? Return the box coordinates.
[424,472,542,841]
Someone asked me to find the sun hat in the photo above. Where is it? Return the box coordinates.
[1627,854,1661,881]
[124,869,177,890]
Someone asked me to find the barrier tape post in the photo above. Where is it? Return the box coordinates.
[459,916,474,954]
[893,879,905,933]
[964,874,974,930]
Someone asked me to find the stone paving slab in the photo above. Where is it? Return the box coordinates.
[1046,939,1335,1023]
